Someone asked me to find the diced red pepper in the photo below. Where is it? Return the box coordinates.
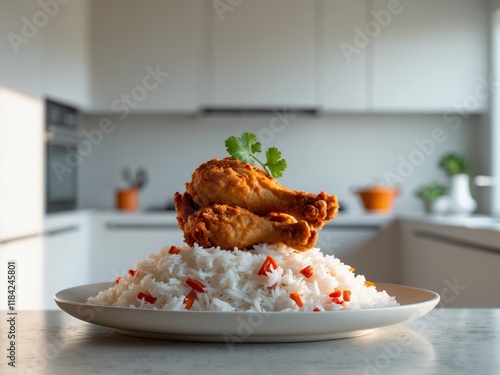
[343,290,351,302]
[186,278,205,293]
[290,292,304,307]
[115,277,121,284]
[332,297,343,305]
[258,256,278,276]
[169,246,181,254]
[128,269,135,277]
[300,265,314,279]
[329,289,342,298]
[183,290,197,310]
[137,292,157,304]
[313,307,321,312]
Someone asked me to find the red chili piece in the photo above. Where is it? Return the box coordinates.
[137,292,157,304]
[290,292,304,307]
[329,289,342,298]
[169,246,181,254]
[343,290,351,302]
[184,290,197,310]
[300,265,314,279]
[258,256,278,276]
[186,278,205,293]
[128,269,135,277]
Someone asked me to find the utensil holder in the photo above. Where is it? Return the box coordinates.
[116,187,139,211]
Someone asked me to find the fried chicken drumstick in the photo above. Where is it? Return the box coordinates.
[175,196,318,251]
[186,158,339,229]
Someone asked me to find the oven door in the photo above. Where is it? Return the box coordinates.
[46,141,78,213]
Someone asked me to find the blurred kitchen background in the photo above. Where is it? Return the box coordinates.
[1,0,500,309]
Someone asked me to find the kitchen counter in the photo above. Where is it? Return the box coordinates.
[2,309,499,375]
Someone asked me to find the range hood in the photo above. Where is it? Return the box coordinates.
[199,107,319,117]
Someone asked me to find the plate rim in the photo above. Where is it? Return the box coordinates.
[55,282,440,342]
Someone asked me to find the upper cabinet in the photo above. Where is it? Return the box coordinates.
[90,0,204,113]
[319,1,368,111]
[0,0,91,108]
[0,1,43,98]
[371,0,488,112]
[205,0,317,109]
[42,0,91,109]
[320,0,488,113]
[0,1,489,114]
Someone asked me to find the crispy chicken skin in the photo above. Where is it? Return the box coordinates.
[179,203,318,251]
[174,191,199,232]
[186,158,339,229]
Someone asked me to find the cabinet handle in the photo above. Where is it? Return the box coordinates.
[414,230,500,256]
[327,224,381,231]
[0,232,43,244]
[45,225,80,237]
[105,223,179,230]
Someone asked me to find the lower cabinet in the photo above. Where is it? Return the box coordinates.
[401,220,500,307]
[0,236,45,310]
[316,222,401,284]
[88,214,184,283]
[44,212,89,309]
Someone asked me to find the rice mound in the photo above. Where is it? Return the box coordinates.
[87,243,398,312]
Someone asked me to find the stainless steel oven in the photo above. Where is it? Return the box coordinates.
[45,100,81,213]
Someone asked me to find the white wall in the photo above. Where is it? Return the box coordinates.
[78,113,479,214]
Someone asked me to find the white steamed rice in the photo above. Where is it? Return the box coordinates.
[87,243,398,312]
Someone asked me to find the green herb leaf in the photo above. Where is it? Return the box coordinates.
[225,132,260,165]
[225,132,287,178]
[265,147,287,178]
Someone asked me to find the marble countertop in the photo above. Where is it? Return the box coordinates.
[2,309,499,375]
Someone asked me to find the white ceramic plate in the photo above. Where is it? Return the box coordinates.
[55,282,439,342]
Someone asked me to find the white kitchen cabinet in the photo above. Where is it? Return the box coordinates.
[319,1,368,111]
[206,0,317,108]
[0,89,44,240]
[90,0,204,113]
[317,227,376,258]
[41,0,91,109]
[0,236,45,310]
[401,220,500,307]
[0,2,43,98]
[44,211,90,309]
[89,213,184,283]
[371,0,488,112]
[316,221,401,283]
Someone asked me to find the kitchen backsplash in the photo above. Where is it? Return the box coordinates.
[79,113,483,213]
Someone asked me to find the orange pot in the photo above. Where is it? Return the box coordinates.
[355,187,399,212]
[116,187,139,211]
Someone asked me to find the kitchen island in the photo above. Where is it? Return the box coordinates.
[1,309,498,375]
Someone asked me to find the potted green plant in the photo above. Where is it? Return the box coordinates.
[438,153,476,215]
[438,153,473,176]
[415,183,448,213]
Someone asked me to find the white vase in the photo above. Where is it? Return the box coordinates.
[447,174,477,216]
[432,196,451,215]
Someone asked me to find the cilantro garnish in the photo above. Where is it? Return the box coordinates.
[225,132,287,178]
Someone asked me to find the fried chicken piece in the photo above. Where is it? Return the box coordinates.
[186,158,339,229]
[178,203,318,251]
[174,191,199,232]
